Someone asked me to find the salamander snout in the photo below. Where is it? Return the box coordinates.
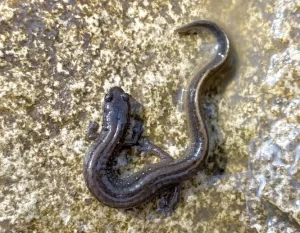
[104,87,130,103]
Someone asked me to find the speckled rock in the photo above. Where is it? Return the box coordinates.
[0,0,299,232]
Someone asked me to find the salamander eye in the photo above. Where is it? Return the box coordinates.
[104,93,113,102]
[121,93,129,102]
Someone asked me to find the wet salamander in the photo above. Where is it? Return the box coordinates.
[83,20,230,211]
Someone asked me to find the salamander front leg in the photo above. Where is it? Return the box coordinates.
[123,119,144,146]
[87,121,100,140]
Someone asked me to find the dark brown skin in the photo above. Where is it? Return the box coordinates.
[83,20,230,211]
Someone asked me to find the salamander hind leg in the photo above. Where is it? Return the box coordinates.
[137,138,173,162]
[157,185,181,214]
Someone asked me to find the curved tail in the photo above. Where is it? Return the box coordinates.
[175,20,229,65]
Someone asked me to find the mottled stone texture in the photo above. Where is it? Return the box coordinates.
[0,0,299,232]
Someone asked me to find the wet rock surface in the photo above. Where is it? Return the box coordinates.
[0,0,299,232]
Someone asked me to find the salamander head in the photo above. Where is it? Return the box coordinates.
[102,87,130,131]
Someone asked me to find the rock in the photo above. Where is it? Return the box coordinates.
[0,1,298,232]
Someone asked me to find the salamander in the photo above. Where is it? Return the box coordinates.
[83,20,230,211]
